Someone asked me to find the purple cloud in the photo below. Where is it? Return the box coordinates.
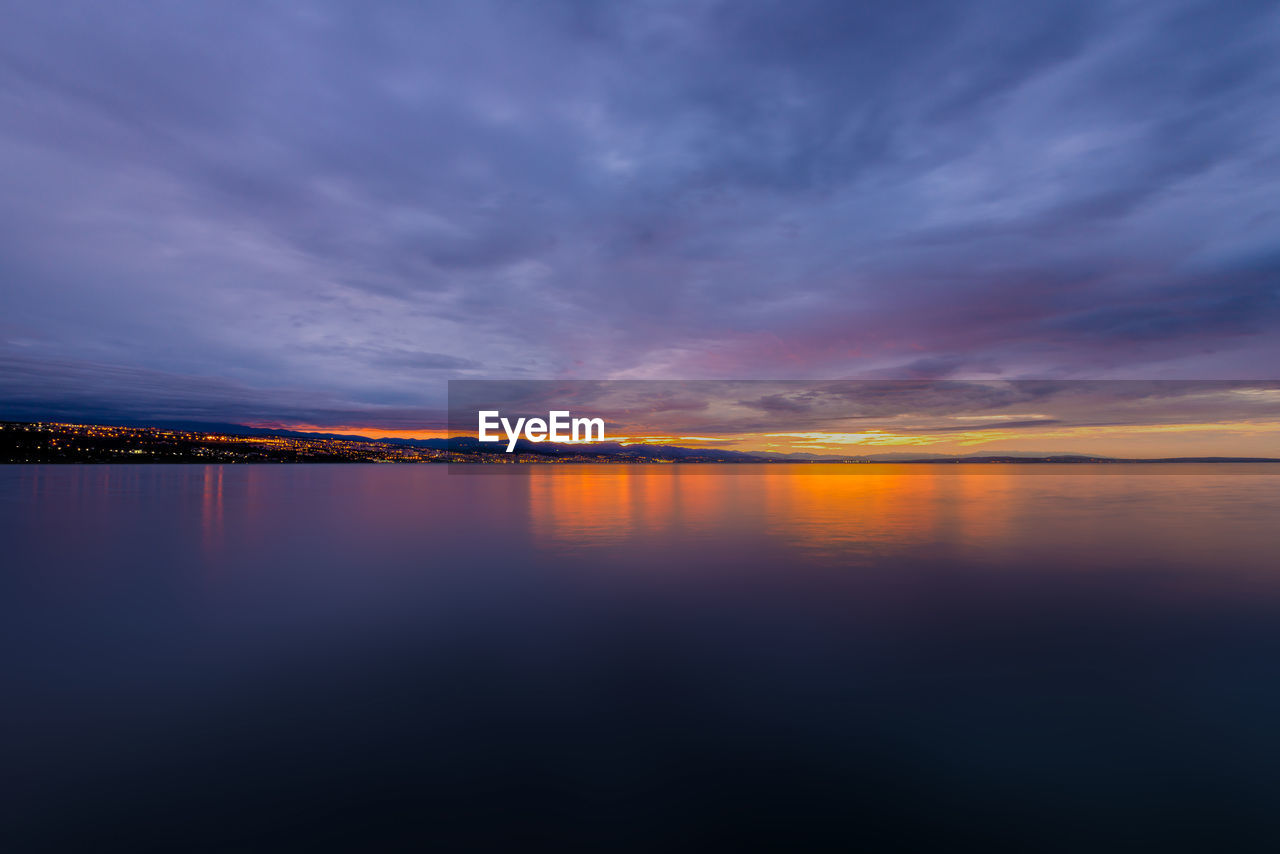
[1,0,1278,428]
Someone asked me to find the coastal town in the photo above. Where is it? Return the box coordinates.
[0,421,646,464]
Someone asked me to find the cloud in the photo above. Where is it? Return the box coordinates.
[1,0,1278,427]
[443,379,1280,442]
[0,349,447,429]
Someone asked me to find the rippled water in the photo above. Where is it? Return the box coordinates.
[3,464,1280,850]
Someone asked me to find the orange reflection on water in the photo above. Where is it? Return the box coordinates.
[525,465,1022,562]
[526,468,704,546]
[201,465,224,561]
[524,464,1280,573]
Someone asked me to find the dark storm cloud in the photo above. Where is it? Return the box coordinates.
[1,0,1277,426]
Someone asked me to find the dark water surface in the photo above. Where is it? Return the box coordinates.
[3,464,1280,850]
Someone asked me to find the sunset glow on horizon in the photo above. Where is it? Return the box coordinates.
[252,424,452,442]
[250,414,1280,459]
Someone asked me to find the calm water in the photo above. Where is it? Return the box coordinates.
[3,464,1280,850]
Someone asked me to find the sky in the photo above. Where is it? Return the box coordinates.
[446,380,1280,456]
[1,0,1278,453]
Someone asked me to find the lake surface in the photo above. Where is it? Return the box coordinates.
[3,464,1280,850]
